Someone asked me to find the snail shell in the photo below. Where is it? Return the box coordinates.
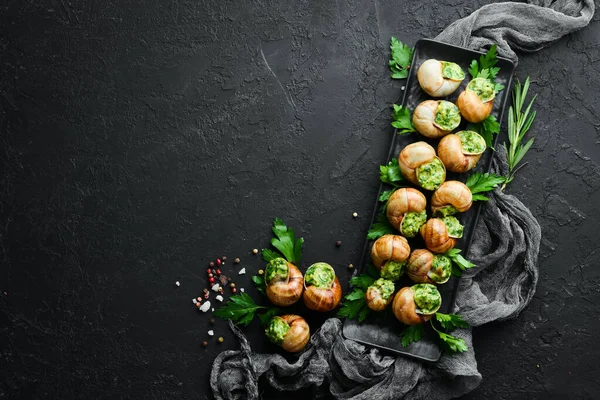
[430,181,473,216]
[265,260,304,306]
[302,263,342,312]
[457,79,495,123]
[412,100,458,139]
[406,249,451,285]
[279,315,310,353]
[417,59,464,98]
[386,188,427,232]
[392,287,433,325]
[398,142,446,190]
[371,235,411,269]
[437,132,485,173]
[420,218,456,254]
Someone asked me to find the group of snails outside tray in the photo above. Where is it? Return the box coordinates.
[263,58,491,353]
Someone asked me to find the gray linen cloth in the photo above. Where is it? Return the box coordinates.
[211,1,595,399]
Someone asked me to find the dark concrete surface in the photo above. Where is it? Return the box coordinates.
[1,0,599,399]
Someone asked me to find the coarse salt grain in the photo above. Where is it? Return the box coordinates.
[208,330,214,336]
[215,295,223,302]
[240,288,245,293]
[211,284,220,292]
[192,298,197,304]
[238,268,246,275]
[199,301,211,312]
[175,281,180,287]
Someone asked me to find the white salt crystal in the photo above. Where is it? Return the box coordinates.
[208,330,214,336]
[215,295,223,302]
[211,284,220,292]
[192,298,197,304]
[238,268,246,275]
[240,288,245,293]
[175,281,180,287]
[199,301,211,312]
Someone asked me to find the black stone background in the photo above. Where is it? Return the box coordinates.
[1,0,599,399]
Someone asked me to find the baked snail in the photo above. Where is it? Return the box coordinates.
[417,59,465,97]
[419,217,463,253]
[302,262,342,312]
[392,283,442,325]
[406,249,452,285]
[386,188,427,238]
[457,78,495,122]
[438,131,486,173]
[398,142,446,191]
[265,315,310,353]
[366,278,396,311]
[412,100,461,138]
[371,235,411,280]
[430,181,473,217]
[265,257,304,306]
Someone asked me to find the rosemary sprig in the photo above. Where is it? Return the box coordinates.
[502,77,537,190]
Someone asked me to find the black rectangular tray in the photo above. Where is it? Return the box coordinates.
[342,39,515,362]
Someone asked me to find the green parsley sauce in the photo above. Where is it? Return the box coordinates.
[441,62,465,80]
[380,260,406,281]
[467,78,495,102]
[369,278,395,300]
[265,258,289,284]
[400,210,427,238]
[434,205,457,218]
[429,255,452,284]
[441,216,464,238]
[417,158,445,190]
[265,316,290,345]
[457,130,486,154]
[304,262,335,288]
[433,100,461,131]
[412,283,442,314]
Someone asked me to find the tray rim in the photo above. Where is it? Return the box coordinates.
[342,37,516,363]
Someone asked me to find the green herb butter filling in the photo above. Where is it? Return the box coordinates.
[304,262,335,288]
[434,205,458,218]
[429,255,452,284]
[441,216,464,238]
[412,283,442,314]
[400,210,428,238]
[457,130,486,154]
[265,316,290,345]
[380,260,406,281]
[416,158,445,191]
[433,100,461,131]
[467,78,495,102]
[441,62,465,81]
[369,278,395,300]
[265,258,289,284]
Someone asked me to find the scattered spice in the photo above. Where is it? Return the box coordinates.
[208,273,213,278]
[199,301,211,312]
[234,258,240,264]
[202,341,208,347]
[336,240,342,247]
[203,292,210,299]
[216,295,224,302]
[232,288,237,294]
[216,269,221,275]
[206,268,212,273]
[222,256,227,261]
[216,258,222,267]
[175,281,180,287]
[209,261,215,268]
[258,269,264,275]
[218,337,224,343]
[348,264,354,269]
[252,249,258,254]
[203,289,209,294]
[240,288,245,292]
[218,275,229,286]
[192,298,198,304]
[218,287,224,294]
[230,283,236,288]
[352,212,358,218]
[208,330,214,336]
[211,284,221,292]
[209,277,215,283]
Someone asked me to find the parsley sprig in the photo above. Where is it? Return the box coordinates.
[337,272,377,322]
[391,104,416,134]
[389,37,414,79]
[465,172,506,201]
[379,159,404,187]
[261,218,304,265]
[502,77,537,190]
[445,248,476,277]
[400,313,469,353]
[468,44,504,93]
[466,115,500,149]
[367,209,395,240]
[214,293,280,327]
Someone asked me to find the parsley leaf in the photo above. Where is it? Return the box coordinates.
[379,158,404,186]
[262,248,280,262]
[468,45,503,94]
[350,274,376,290]
[214,293,267,327]
[446,248,476,276]
[435,313,469,330]
[465,172,505,201]
[429,318,468,353]
[467,115,500,149]
[257,307,282,327]
[337,288,371,322]
[400,324,425,347]
[266,218,304,265]
[391,104,416,134]
[379,190,393,202]
[251,275,266,296]
[367,213,395,240]
[389,37,413,79]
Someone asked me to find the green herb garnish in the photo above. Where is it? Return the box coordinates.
[367,212,395,240]
[466,115,500,149]
[391,104,416,134]
[468,45,504,93]
[379,158,405,186]
[465,172,506,201]
[337,274,377,323]
[400,324,424,347]
[214,293,279,327]
[446,248,476,276]
[502,77,537,190]
[389,37,414,79]
[399,312,469,353]
[262,218,304,265]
